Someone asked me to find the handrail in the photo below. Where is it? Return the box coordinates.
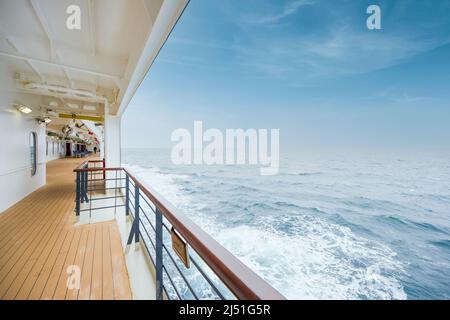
[124,168,285,300]
[74,167,122,172]
[74,160,89,171]
[73,158,104,171]
[74,161,286,300]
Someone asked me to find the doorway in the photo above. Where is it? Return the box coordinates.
[65,143,71,157]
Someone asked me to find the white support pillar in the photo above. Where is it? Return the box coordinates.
[104,106,121,189]
[104,114,121,168]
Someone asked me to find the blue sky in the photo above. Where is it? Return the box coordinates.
[122,0,450,150]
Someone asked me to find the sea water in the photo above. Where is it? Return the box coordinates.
[122,148,450,299]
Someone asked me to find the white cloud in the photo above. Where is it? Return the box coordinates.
[248,0,315,24]
[395,93,425,104]
[160,1,450,85]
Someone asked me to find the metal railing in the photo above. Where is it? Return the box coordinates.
[74,160,285,300]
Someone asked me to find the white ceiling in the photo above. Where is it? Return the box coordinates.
[0,0,169,117]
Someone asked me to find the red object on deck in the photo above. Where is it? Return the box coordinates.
[102,158,106,180]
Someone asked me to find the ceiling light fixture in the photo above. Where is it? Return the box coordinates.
[16,104,32,114]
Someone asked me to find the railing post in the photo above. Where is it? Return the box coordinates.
[127,184,140,245]
[75,171,80,216]
[80,169,85,203]
[134,184,140,242]
[125,175,130,216]
[84,170,89,203]
[155,207,163,300]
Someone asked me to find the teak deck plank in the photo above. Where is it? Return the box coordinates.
[78,225,96,300]
[90,224,103,299]
[0,157,132,300]
[0,188,73,292]
[109,223,132,300]
[0,213,68,299]
[0,190,59,258]
[40,229,75,299]
[65,226,90,300]
[53,228,82,299]
[10,220,69,299]
[0,190,50,243]
[0,198,64,283]
[102,223,114,300]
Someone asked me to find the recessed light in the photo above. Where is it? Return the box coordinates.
[83,105,96,111]
[16,105,32,114]
[67,103,79,109]
[49,101,58,107]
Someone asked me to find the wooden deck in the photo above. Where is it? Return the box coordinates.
[0,157,132,300]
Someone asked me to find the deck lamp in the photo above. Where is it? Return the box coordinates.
[37,117,52,124]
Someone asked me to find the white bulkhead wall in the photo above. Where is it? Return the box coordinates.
[0,62,47,213]
[45,138,66,162]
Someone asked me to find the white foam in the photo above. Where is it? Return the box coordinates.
[211,220,407,299]
[124,164,192,204]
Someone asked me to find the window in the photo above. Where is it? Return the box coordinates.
[30,132,37,176]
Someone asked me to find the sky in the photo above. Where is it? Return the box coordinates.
[122,0,450,151]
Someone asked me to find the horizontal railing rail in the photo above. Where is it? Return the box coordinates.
[74,160,285,300]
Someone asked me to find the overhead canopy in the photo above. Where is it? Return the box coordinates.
[0,0,188,121]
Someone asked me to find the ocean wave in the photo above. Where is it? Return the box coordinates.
[244,202,278,211]
[411,222,449,235]
[429,239,450,250]
[273,201,301,209]
[343,197,408,212]
[272,201,328,216]
[417,194,450,202]
[376,215,449,235]
[226,184,260,193]
[285,171,323,176]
